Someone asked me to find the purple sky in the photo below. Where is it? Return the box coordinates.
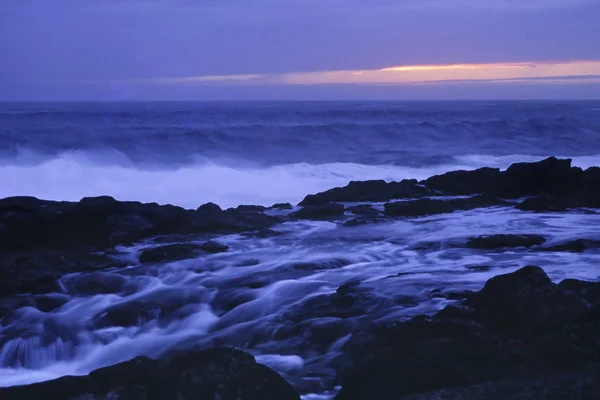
[1,0,599,100]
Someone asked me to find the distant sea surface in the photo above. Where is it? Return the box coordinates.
[1,101,600,207]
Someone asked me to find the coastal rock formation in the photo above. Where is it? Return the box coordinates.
[0,348,301,400]
[0,196,278,251]
[334,266,600,400]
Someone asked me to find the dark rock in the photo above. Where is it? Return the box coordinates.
[465,266,590,337]
[198,241,229,254]
[543,239,600,253]
[240,229,283,238]
[515,194,572,212]
[291,203,345,220]
[335,266,600,400]
[0,196,277,251]
[62,272,128,296]
[0,249,126,298]
[384,195,504,217]
[270,203,293,210]
[232,205,267,213]
[139,243,203,263]
[0,347,300,400]
[139,241,228,263]
[347,205,379,216]
[466,234,546,250]
[92,288,210,327]
[400,366,600,400]
[422,167,501,195]
[558,279,600,308]
[197,202,222,213]
[493,157,584,198]
[299,179,432,206]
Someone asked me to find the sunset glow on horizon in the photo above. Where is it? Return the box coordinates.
[119,60,600,87]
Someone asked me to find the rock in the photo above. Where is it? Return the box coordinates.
[291,203,345,220]
[422,167,501,195]
[0,347,300,400]
[515,194,572,212]
[543,239,600,253]
[197,202,222,213]
[384,195,503,217]
[558,279,600,308]
[0,196,277,251]
[347,205,379,216]
[335,266,600,400]
[399,366,600,400]
[198,241,229,254]
[92,287,210,327]
[464,266,590,337]
[270,203,293,210]
[231,205,267,213]
[62,272,129,296]
[493,157,584,198]
[299,179,432,206]
[0,249,126,298]
[139,243,204,263]
[466,234,546,250]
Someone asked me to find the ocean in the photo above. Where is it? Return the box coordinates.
[2,100,600,398]
[2,101,600,208]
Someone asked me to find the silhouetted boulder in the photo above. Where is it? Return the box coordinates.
[422,167,501,195]
[0,348,300,400]
[299,179,432,206]
[292,203,345,220]
[466,234,546,250]
[384,195,503,217]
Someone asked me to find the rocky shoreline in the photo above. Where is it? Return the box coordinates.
[2,156,600,399]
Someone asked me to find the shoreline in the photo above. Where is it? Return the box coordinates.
[1,156,600,399]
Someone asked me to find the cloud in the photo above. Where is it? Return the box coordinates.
[84,60,600,87]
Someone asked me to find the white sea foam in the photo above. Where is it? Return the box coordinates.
[1,151,599,208]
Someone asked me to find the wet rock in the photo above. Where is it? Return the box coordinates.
[139,243,204,263]
[291,203,345,220]
[493,157,584,198]
[515,194,572,212]
[465,265,590,337]
[211,288,257,313]
[543,239,600,253]
[299,179,432,206]
[139,241,228,263]
[62,272,128,295]
[198,241,229,254]
[271,202,293,210]
[347,205,379,216]
[0,249,126,298]
[384,195,503,217]
[231,205,267,213]
[92,288,210,327]
[558,279,600,308]
[0,347,300,400]
[466,234,546,250]
[422,167,501,195]
[335,266,600,400]
[0,196,277,251]
[285,281,394,322]
[399,367,600,400]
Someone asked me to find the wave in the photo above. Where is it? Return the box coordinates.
[2,152,600,208]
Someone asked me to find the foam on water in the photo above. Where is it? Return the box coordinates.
[1,206,600,394]
[2,152,600,208]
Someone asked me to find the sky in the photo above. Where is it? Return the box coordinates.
[1,0,600,100]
